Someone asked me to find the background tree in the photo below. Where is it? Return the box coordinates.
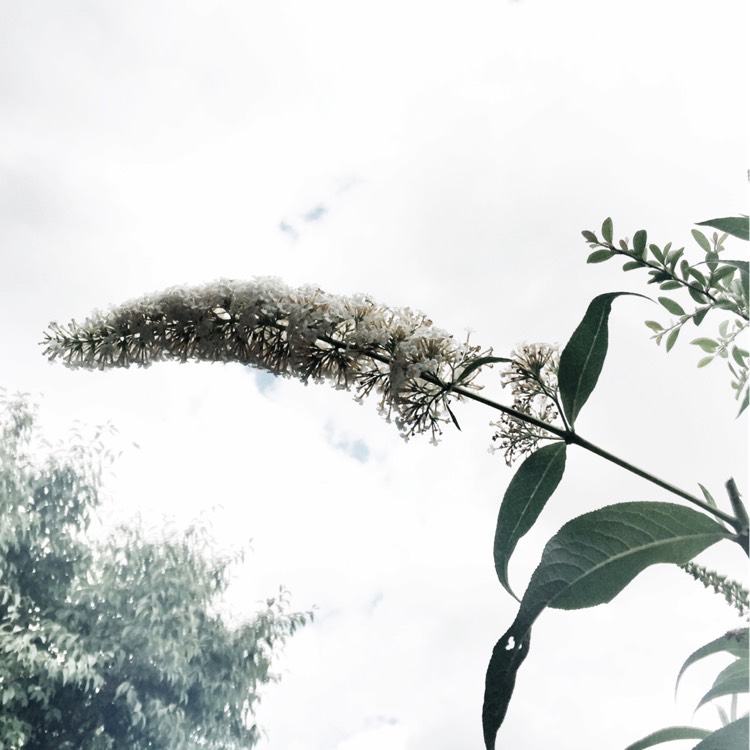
[0,391,310,750]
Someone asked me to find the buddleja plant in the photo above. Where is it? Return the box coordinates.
[42,216,749,748]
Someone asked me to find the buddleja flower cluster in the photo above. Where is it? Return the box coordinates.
[490,343,561,465]
[42,278,489,442]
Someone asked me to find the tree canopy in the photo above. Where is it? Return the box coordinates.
[0,391,309,749]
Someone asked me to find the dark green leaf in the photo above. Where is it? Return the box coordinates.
[633,229,647,258]
[689,286,710,304]
[697,483,717,509]
[666,247,685,271]
[665,327,680,353]
[558,293,644,426]
[482,502,730,749]
[587,250,614,264]
[693,307,710,326]
[697,657,749,709]
[693,717,749,750]
[623,726,711,750]
[675,629,748,695]
[455,356,513,385]
[659,281,682,291]
[687,267,708,285]
[692,229,712,254]
[650,244,665,263]
[731,347,748,367]
[659,297,686,316]
[623,261,642,271]
[679,259,690,279]
[581,230,598,243]
[494,443,567,599]
[738,387,749,417]
[602,217,613,243]
[482,628,531,750]
[696,216,750,242]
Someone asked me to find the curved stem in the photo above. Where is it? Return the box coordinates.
[316,331,743,531]
[441,380,741,531]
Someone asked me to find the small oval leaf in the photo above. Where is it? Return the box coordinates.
[602,217,613,243]
[659,297,686,316]
[665,327,680,353]
[633,229,647,258]
[587,249,614,263]
[494,443,567,599]
[691,229,713,254]
[558,293,644,426]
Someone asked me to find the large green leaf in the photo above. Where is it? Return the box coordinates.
[482,502,731,750]
[494,443,567,599]
[558,293,643,426]
[623,726,710,750]
[675,629,748,696]
[696,657,749,709]
[692,716,749,749]
[696,216,749,242]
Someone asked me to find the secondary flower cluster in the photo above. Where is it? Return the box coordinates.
[42,279,488,442]
[490,343,561,465]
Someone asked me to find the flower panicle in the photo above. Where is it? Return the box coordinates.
[42,278,490,443]
[490,343,562,465]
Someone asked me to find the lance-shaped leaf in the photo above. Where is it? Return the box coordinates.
[675,628,748,696]
[482,502,731,750]
[696,216,749,242]
[692,716,749,749]
[454,356,512,386]
[494,442,567,599]
[623,726,711,750]
[696,657,749,709]
[558,293,644,426]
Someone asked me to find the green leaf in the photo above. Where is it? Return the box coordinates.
[721,260,749,289]
[645,320,664,332]
[481,502,730,750]
[697,483,717,509]
[633,230,647,258]
[693,307,710,326]
[665,328,680,353]
[696,216,750,242]
[692,229,713,254]
[482,629,531,750]
[455,356,513,385]
[697,657,749,709]
[650,244,665,263]
[558,293,643,426]
[689,286,710,304]
[692,717,748,750]
[697,356,714,368]
[602,217,613,243]
[623,261,642,271]
[738,387,749,417]
[659,297,686,316]
[710,265,737,285]
[659,281,682,291]
[692,338,719,353]
[675,629,748,696]
[581,230,598,243]
[623,726,711,750]
[587,250,614,263]
[494,443,567,599]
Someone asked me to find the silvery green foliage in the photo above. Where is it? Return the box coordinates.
[0,391,310,750]
[582,217,750,415]
[43,279,487,441]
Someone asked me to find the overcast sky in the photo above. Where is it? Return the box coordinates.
[1,2,748,749]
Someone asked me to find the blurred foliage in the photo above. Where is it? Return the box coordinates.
[0,390,310,749]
